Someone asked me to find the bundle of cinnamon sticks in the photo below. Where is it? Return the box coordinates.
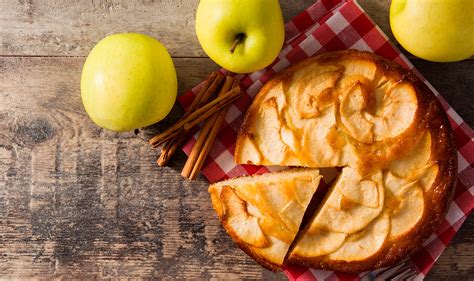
[148,72,242,180]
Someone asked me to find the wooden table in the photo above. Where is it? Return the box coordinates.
[1,0,472,279]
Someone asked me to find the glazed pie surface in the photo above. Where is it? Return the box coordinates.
[211,50,456,272]
[208,168,321,270]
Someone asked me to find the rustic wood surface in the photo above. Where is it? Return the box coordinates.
[0,0,472,279]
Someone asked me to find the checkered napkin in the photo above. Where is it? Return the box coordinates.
[178,0,474,279]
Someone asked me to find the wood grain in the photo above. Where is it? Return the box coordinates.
[0,0,315,57]
[2,0,469,61]
[0,0,473,279]
[0,56,284,279]
[1,56,473,281]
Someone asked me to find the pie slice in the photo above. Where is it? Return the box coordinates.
[208,168,322,270]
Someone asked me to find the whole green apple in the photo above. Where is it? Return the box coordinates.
[390,0,474,62]
[195,0,285,73]
[81,33,177,132]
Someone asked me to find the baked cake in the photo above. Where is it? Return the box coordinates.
[210,50,457,272]
[209,168,321,270]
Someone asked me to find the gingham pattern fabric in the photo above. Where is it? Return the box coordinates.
[178,0,474,280]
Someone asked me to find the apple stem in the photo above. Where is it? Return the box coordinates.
[230,33,245,54]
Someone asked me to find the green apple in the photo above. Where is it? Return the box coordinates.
[390,0,474,62]
[195,0,285,73]
[81,33,177,132]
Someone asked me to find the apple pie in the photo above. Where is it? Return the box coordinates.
[209,168,321,270]
[210,50,457,272]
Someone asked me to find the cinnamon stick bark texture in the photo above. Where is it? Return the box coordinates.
[155,72,224,166]
[148,84,242,148]
[187,79,241,180]
[181,76,236,179]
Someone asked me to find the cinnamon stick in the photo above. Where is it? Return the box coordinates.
[181,76,236,178]
[149,85,242,148]
[157,135,180,166]
[188,80,241,180]
[155,72,224,166]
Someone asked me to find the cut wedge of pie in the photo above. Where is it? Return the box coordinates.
[209,168,321,270]
[209,50,457,272]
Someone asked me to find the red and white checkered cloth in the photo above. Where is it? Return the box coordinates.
[178,0,474,279]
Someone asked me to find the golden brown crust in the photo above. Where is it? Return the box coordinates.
[211,197,282,271]
[289,105,456,272]
[208,169,322,272]
[209,184,286,272]
[222,224,283,272]
[235,50,457,272]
